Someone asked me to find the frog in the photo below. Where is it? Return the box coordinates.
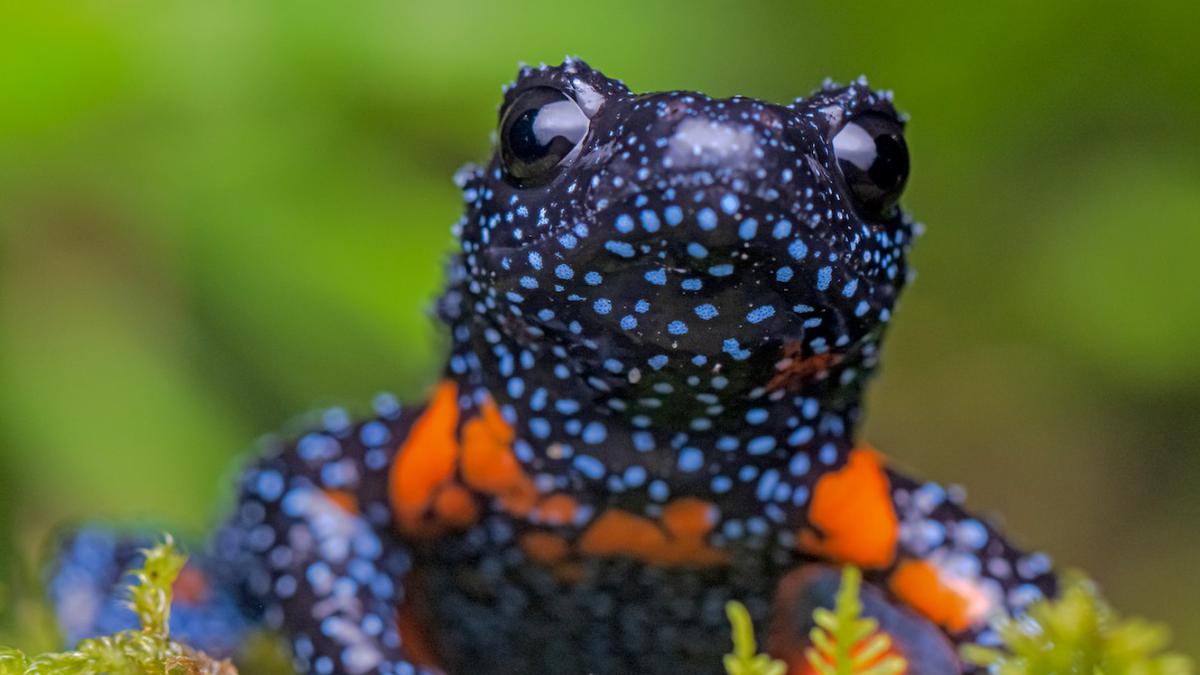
[49,58,1058,675]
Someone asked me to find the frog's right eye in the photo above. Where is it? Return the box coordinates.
[500,87,590,185]
[832,113,909,219]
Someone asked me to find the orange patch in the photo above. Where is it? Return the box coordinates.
[531,493,578,526]
[797,448,899,569]
[396,601,442,669]
[520,532,571,564]
[460,397,537,516]
[389,381,465,536]
[578,498,727,567]
[432,483,479,529]
[171,566,211,606]
[889,559,989,633]
[322,489,360,515]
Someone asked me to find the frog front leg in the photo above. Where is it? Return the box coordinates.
[769,448,1057,668]
[218,401,444,675]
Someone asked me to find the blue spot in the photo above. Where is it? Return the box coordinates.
[716,436,740,452]
[593,298,612,314]
[681,278,703,290]
[644,269,667,285]
[708,264,734,277]
[620,315,638,330]
[817,266,832,290]
[788,452,811,476]
[633,431,655,452]
[677,447,704,472]
[667,320,689,335]
[720,194,740,215]
[745,408,768,424]
[584,271,603,285]
[841,278,858,297]
[582,422,607,445]
[573,455,605,480]
[605,241,635,258]
[640,210,661,232]
[635,299,651,313]
[738,218,758,240]
[558,233,577,249]
[788,426,814,446]
[711,476,732,493]
[788,239,807,260]
[687,242,708,258]
[697,207,717,230]
[694,304,718,320]
[747,436,777,455]
[530,418,551,438]
[757,469,780,501]
[537,308,555,321]
[527,252,543,269]
[722,338,751,360]
[664,205,684,226]
[773,220,793,239]
[615,214,635,233]
[623,465,647,488]
[648,354,669,370]
[649,480,669,502]
[555,263,574,280]
[746,305,776,324]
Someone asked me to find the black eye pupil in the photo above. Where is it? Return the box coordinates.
[501,87,590,185]
[832,113,910,218]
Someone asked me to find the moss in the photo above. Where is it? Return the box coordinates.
[962,571,1193,675]
[0,536,236,675]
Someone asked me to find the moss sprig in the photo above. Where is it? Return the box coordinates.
[962,572,1193,675]
[0,536,236,675]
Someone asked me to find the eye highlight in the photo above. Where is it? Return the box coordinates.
[832,113,909,218]
[500,87,590,185]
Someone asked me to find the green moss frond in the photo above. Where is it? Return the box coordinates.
[0,535,236,675]
[804,566,906,675]
[724,600,787,675]
[962,571,1193,675]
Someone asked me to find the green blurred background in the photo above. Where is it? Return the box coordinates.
[1,0,1197,658]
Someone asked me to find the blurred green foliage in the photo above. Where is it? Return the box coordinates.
[0,0,1197,659]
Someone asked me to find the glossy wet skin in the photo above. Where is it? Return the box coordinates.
[459,62,912,420]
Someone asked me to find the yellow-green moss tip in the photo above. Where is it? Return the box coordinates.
[962,571,1193,675]
[804,566,906,675]
[724,600,787,675]
[0,535,237,675]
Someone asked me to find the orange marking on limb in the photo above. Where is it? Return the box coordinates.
[322,489,360,515]
[432,483,479,529]
[389,380,462,536]
[460,396,537,516]
[396,598,443,669]
[172,566,211,606]
[531,493,578,526]
[889,559,992,633]
[797,448,899,569]
[520,532,571,564]
[578,499,727,567]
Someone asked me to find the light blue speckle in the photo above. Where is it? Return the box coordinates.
[746,305,776,324]
[817,266,832,290]
[694,303,718,320]
[697,207,717,230]
[677,447,704,472]
[720,194,740,215]
[593,298,612,314]
[664,205,683,226]
[667,320,689,335]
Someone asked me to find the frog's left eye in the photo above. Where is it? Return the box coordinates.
[500,87,590,185]
[832,113,909,218]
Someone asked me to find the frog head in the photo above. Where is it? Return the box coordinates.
[449,59,913,424]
